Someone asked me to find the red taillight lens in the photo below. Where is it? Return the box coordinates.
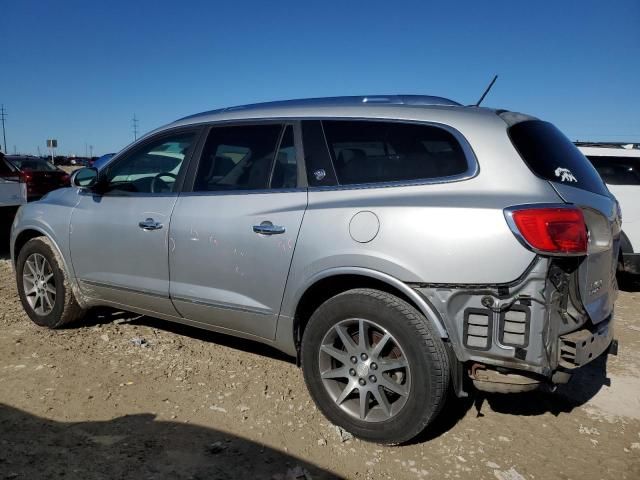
[511,207,587,255]
[19,171,32,183]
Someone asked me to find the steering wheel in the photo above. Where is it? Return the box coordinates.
[150,172,178,193]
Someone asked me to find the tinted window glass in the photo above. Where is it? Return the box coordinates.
[0,157,16,176]
[587,156,640,186]
[106,133,195,194]
[8,157,57,172]
[271,125,297,189]
[508,120,608,196]
[301,120,338,187]
[194,124,282,192]
[322,120,468,185]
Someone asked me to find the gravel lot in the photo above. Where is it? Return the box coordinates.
[0,239,639,479]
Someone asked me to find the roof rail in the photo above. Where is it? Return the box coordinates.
[177,95,461,122]
[574,141,639,150]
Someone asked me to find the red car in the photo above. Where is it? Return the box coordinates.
[5,156,70,201]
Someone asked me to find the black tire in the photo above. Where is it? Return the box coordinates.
[16,237,85,328]
[301,288,449,444]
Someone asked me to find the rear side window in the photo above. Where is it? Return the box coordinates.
[194,124,285,192]
[508,120,609,196]
[587,156,640,186]
[322,120,469,185]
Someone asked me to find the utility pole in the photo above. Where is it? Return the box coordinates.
[89,145,93,158]
[132,113,139,141]
[0,104,7,153]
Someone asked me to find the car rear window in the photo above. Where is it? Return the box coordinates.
[322,120,469,185]
[8,157,58,172]
[587,156,640,186]
[508,120,609,196]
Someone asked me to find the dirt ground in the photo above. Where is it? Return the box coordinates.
[1,243,639,480]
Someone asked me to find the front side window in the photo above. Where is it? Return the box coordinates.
[322,120,469,185]
[587,156,640,186]
[104,133,196,194]
[193,124,292,192]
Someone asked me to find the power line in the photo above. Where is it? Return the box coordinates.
[132,113,139,141]
[0,104,7,153]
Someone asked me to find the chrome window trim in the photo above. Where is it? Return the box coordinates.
[177,116,479,193]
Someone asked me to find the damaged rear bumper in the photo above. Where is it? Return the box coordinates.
[412,257,617,394]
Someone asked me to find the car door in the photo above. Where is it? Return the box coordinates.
[588,155,640,251]
[169,122,307,339]
[0,155,26,207]
[69,128,202,316]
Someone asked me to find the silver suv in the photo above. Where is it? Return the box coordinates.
[10,95,619,444]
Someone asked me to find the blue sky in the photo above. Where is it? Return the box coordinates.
[2,0,639,156]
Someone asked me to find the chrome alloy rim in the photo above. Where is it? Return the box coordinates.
[318,318,411,423]
[23,253,56,315]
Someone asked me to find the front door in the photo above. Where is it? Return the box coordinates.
[69,129,200,316]
[169,123,307,339]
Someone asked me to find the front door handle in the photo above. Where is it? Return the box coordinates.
[139,218,163,231]
[253,221,285,235]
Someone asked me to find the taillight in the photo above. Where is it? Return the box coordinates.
[18,171,32,183]
[508,207,587,255]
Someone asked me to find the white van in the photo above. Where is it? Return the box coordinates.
[578,143,640,275]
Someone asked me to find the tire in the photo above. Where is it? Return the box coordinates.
[16,237,85,328]
[301,288,449,444]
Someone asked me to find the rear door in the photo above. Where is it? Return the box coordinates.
[586,154,640,251]
[0,156,26,207]
[509,120,620,325]
[168,122,307,340]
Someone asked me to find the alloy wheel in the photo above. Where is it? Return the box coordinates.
[23,253,56,316]
[318,318,411,423]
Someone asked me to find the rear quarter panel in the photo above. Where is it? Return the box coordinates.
[280,113,563,319]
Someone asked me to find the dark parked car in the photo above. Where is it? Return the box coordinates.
[4,156,70,201]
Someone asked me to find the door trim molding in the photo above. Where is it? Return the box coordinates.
[80,279,169,299]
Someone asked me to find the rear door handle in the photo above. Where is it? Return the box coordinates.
[139,218,163,231]
[253,221,285,235]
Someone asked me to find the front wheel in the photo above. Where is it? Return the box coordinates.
[301,288,450,444]
[16,237,85,328]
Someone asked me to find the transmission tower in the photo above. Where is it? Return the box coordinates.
[0,105,7,153]
[132,113,139,141]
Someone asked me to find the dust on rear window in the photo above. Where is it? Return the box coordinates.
[508,120,609,196]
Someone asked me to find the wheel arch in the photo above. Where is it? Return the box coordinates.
[620,229,634,254]
[288,268,448,357]
[11,227,85,306]
[12,227,51,266]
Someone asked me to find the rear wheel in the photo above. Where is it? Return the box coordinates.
[301,288,449,444]
[16,237,85,328]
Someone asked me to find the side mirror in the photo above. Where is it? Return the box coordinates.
[71,167,99,188]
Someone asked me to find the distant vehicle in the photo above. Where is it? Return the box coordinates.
[11,95,620,444]
[68,157,91,167]
[577,142,640,275]
[0,152,27,222]
[4,155,70,201]
[92,153,116,170]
